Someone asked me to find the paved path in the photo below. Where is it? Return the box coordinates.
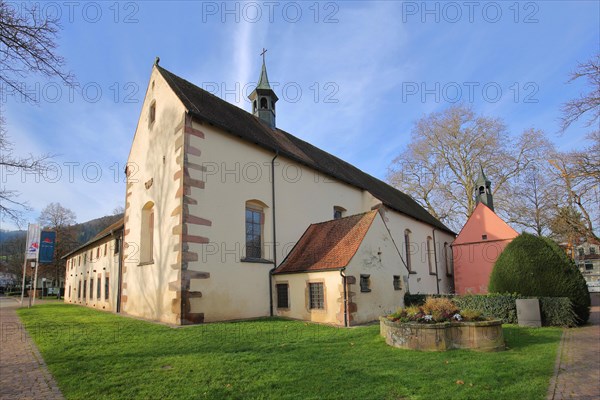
[0,298,63,400]
[547,304,600,400]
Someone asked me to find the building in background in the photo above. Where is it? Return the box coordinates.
[575,240,600,293]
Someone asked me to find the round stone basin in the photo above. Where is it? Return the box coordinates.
[379,317,505,352]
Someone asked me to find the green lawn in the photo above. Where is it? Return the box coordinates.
[17,304,562,400]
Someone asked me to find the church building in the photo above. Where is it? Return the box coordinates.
[64,57,456,326]
[452,168,518,295]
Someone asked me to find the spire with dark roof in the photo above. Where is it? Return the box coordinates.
[248,49,278,128]
[475,165,494,211]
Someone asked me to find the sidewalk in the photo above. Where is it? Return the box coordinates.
[0,298,63,400]
[547,303,600,400]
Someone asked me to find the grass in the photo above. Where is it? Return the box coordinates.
[17,304,562,400]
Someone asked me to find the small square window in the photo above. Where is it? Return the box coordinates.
[360,274,371,293]
[585,262,593,271]
[482,234,488,240]
[276,283,289,308]
[393,275,402,291]
[590,247,596,255]
[309,283,324,309]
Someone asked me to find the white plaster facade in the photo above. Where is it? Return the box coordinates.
[66,63,456,325]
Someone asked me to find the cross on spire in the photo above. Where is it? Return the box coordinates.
[260,48,267,63]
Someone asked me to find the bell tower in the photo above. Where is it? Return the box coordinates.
[475,166,494,211]
[248,49,278,129]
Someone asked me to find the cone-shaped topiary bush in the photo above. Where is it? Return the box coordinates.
[488,233,590,324]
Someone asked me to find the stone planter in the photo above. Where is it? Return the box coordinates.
[379,317,505,352]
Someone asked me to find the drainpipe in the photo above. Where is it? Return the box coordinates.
[116,230,124,313]
[340,267,348,327]
[432,228,440,295]
[268,151,279,317]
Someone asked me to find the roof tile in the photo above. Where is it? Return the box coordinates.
[273,211,377,274]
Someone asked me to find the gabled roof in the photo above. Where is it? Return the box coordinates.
[273,211,377,274]
[61,218,124,259]
[453,203,518,246]
[156,65,454,235]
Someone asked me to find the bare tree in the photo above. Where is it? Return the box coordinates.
[38,202,78,291]
[0,1,74,225]
[0,1,75,101]
[549,137,600,241]
[560,53,600,132]
[387,105,551,231]
[504,161,559,236]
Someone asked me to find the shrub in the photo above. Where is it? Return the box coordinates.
[422,297,458,321]
[402,293,577,326]
[488,233,590,324]
[454,293,519,323]
[460,309,483,321]
[539,297,578,327]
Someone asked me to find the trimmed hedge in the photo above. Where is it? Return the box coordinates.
[403,292,578,327]
[488,233,590,324]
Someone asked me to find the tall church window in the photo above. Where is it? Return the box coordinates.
[404,230,412,272]
[140,202,155,264]
[444,242,453,275]
[245,201,265,259]
[427,236,435,274]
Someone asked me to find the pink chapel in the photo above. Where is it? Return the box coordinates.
[452,168,519,295]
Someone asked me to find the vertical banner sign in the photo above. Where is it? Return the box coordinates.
[25,224,41,260]
[39,231,56,264]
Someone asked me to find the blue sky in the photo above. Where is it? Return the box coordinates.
[2,0,599,229]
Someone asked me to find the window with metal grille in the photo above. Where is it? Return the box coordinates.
[393,275,402,290]
[360,274,371,292]
[276,283,289,308]
[245,208,262,259]
[309,282,324,309]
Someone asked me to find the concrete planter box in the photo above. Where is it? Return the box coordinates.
[379,317,505,352]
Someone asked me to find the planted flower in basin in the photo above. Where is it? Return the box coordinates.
[380,297,504,352]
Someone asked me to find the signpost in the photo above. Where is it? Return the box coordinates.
[21,224,40,307]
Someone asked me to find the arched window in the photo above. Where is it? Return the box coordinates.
[260,97,268,109]
[245,200,267,259]
[404,229,412,272]
[333,206,346,220]
[479,186,485,195]
[140,201,155,264]
[444,242,453,275]
[427,236,435,274]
